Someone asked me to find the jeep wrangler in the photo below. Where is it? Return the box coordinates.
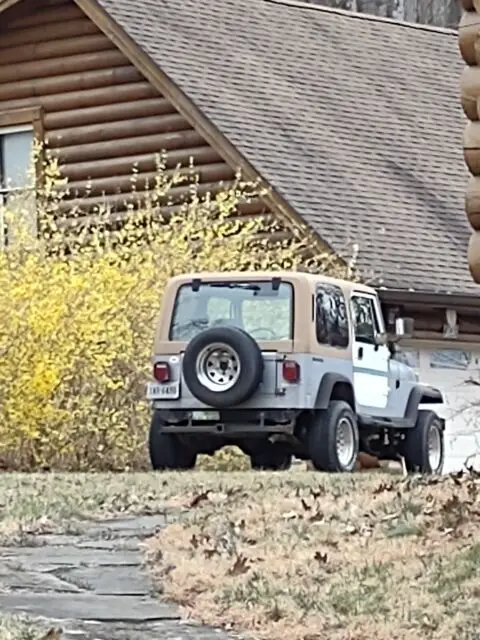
[146,271,445,474]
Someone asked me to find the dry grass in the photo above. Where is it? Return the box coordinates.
[145,470,480,640]
[0,471,184,543]
[0,615,44,640]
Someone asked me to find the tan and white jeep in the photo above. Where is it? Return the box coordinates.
[147,271,445,473]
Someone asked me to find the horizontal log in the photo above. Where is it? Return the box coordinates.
[465,176,480,230]
[55,180,235,215]
[0,18,99,49]
[60,145,222,181]
[46,114,190,148]
[64,163,234,197]
[0,34,115,66]
[464,148,480,175]
[54,197,267,233]
[0,49,126,84]
[55,130,206,164]
[458,11,480,66]
[7,3,84,29]
[463,120,480,148]
[0,66,142,101]
[0,82,158,113]
[461,91,478,121]
[468,230,480,282]
[44,97,174,129]
[460,66,480,116]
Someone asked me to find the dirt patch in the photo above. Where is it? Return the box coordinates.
[145,470,480,640]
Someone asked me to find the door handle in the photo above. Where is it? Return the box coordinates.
[358,347,363,359]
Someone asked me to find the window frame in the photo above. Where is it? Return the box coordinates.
[350,292,384,346]
[315,282,350,349]
[168,280,295,341]
[0,107,44,248]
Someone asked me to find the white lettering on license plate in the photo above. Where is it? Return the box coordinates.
[147,381,180,400]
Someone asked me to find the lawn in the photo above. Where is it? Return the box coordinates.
[0,470,479,640]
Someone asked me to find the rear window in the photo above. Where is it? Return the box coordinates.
[169,280,294,341]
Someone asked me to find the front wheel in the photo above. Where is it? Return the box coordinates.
[307,401,359,472]
[401,410,444,474]
[148,412,197,470]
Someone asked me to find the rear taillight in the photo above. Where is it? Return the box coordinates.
[282,360,300,383]
[153,362,170,383]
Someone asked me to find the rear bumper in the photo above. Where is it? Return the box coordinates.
[156,408,297,435]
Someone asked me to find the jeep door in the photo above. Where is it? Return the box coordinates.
[350,292,390,409]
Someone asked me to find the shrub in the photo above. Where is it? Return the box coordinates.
[0,150,351,471]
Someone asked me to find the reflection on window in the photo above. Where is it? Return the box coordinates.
[169,281,293,341]
[316,284,349,348]
[430,350,472,371]
[351,296,379,344]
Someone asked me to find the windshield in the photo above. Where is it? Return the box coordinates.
[169,280,294,341]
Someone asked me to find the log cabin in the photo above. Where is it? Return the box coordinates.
[0,0,479,471]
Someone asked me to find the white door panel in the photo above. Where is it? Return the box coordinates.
[351,294,389,409]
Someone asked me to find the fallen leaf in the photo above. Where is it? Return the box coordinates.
[308,509,324,523]
[227,554,250,576]
[314,551,328,564]
[301,498,312,511]
[190,534,199,549]
[189,490,211,508]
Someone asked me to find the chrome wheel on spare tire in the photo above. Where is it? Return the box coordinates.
[401,409,445,475]
[195,342,241,391]
[307,400,359,472]
[183,327,264,408]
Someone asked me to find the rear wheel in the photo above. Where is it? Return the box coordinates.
[307,400,359,472]
[250,446,292,471]
[148,411,197,470]
[401,410,444,474]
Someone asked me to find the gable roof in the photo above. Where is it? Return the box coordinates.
[5,0,474,296]
[92,0,474,296]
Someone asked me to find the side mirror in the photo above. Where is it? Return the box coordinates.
[374,317,414,347]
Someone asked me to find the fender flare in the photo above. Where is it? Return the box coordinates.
[314,373,355,410]
[405,385,444,421]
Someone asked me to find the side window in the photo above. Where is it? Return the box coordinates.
[351,296,379,344]
[315,284,349,348]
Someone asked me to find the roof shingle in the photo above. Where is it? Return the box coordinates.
[97,0,475,294]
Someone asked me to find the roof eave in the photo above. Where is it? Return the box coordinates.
[378,287,480,309]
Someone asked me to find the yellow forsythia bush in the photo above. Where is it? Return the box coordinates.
[0,151,349,471]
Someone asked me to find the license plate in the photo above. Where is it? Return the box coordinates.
[192,411,220,421]
[147,381,180,400]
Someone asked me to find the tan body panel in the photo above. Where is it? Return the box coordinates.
[153,270,378,358]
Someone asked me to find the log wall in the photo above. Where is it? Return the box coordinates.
[0,0,268,221]
[459,0,480,283]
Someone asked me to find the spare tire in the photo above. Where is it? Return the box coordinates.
[182,326,263,408]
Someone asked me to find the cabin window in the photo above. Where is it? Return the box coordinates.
[0,123,35,248]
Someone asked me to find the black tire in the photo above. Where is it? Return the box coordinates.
[182,327,263,408]
[307,400,359,472]
[401,410,444,474]
[148,411,197,470]
[250,447,292,471]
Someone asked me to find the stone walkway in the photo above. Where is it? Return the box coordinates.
[0,513,236,640]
